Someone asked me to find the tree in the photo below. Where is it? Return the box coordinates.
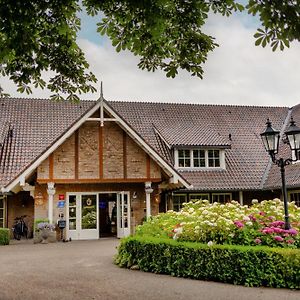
[0,0,299,100]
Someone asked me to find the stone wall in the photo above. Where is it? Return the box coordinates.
[79,123,99,179]
[53,135,75,179]
[103,122,124,179]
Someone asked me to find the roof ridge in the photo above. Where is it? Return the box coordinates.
[0,97,97,103]
[108,99,289,109]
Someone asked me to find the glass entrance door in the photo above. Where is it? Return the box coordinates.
[67,193,99,240]
[117,192,130,238]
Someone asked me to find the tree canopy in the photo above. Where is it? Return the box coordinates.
[0,0,299,100]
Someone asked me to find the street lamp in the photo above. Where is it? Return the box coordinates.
[261,117,300,230]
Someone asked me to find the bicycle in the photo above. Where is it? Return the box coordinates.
[12,215,28,240]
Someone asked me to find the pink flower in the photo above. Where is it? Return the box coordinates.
[274,236,284,242]
[273,227,284,234]
[259,211,266,216]
[249,215,257,222]
[254,238,262,244]
[270,221,285,227]
[234,221,244,228]
[262,227,274,234]
[286,239,294,244]
[288,228,298,236]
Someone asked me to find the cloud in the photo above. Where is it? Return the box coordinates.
[1,13,300,107]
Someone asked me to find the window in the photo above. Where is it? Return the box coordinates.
[178,150,191,167]
[208,150,220,167]
[212,193,232,203]
[289,191,300,206]
[193,150,205,167]
[189,194,210,201]
[173,194,187,211]
[176,149,224,169]
[0,195,5,228]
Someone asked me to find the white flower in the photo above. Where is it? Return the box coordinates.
[207,241,214,247]
[173,227,183,234]
[229,233,235,238]
[195,225,200,230]
[243,216,250,222]
[246,221,253,226]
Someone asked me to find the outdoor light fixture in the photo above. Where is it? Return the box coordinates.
[261,117,300,229]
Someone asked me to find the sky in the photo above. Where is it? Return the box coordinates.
[1,6,300,107]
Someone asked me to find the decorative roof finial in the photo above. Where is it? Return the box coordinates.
[100,81,103,98]
[97,81,104,102]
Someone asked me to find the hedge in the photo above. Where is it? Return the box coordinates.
[0,228,10,245]
[115,236,300,289]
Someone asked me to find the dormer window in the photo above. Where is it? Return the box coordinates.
[175,148,225,169]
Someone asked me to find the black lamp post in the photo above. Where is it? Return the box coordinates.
[261,117,300,230]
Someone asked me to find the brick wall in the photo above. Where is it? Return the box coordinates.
[37,120,162,182]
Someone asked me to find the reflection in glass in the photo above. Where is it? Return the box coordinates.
[81,195,97,229]
[68,195,76,230]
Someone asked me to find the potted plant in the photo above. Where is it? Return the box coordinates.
[37,222,55,244]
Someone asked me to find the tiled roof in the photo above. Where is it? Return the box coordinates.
[0,97,298,192]
[0,118,10,145]
[109,101,289,190]
[0,98,95,188]
[264,104,300,190]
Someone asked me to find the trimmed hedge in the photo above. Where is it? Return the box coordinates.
[0,228,10,245]
[115,236,300,289]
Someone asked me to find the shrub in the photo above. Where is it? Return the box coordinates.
[136,199,300,248]
[0,228,10,245]
[116,236,300,289]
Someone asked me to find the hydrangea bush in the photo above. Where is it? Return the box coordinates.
[136,199,300,248]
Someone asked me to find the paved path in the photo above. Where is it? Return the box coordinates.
[0,239,299,300]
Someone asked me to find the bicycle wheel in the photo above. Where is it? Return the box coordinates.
[13,229,21,240]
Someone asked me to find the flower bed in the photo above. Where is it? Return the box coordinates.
[136,199,300,248]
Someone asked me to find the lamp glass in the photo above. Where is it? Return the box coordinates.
[261,132,280,153]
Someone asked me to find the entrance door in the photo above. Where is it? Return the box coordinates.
[117,192,130,238]
[67,193,99,240]
[98,193,117,237]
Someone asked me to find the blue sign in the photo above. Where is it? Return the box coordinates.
[57,201,65,208]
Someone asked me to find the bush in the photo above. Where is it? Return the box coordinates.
[136,199,300,248]
[0,228,10,245]
[116,236,300,289]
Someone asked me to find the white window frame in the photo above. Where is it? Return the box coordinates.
[212,193,232,203]
[0,195,6,228]
[288,190,300,206]
[175,148,225,169]
[189,194,210,201]
[172,194,187,211]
